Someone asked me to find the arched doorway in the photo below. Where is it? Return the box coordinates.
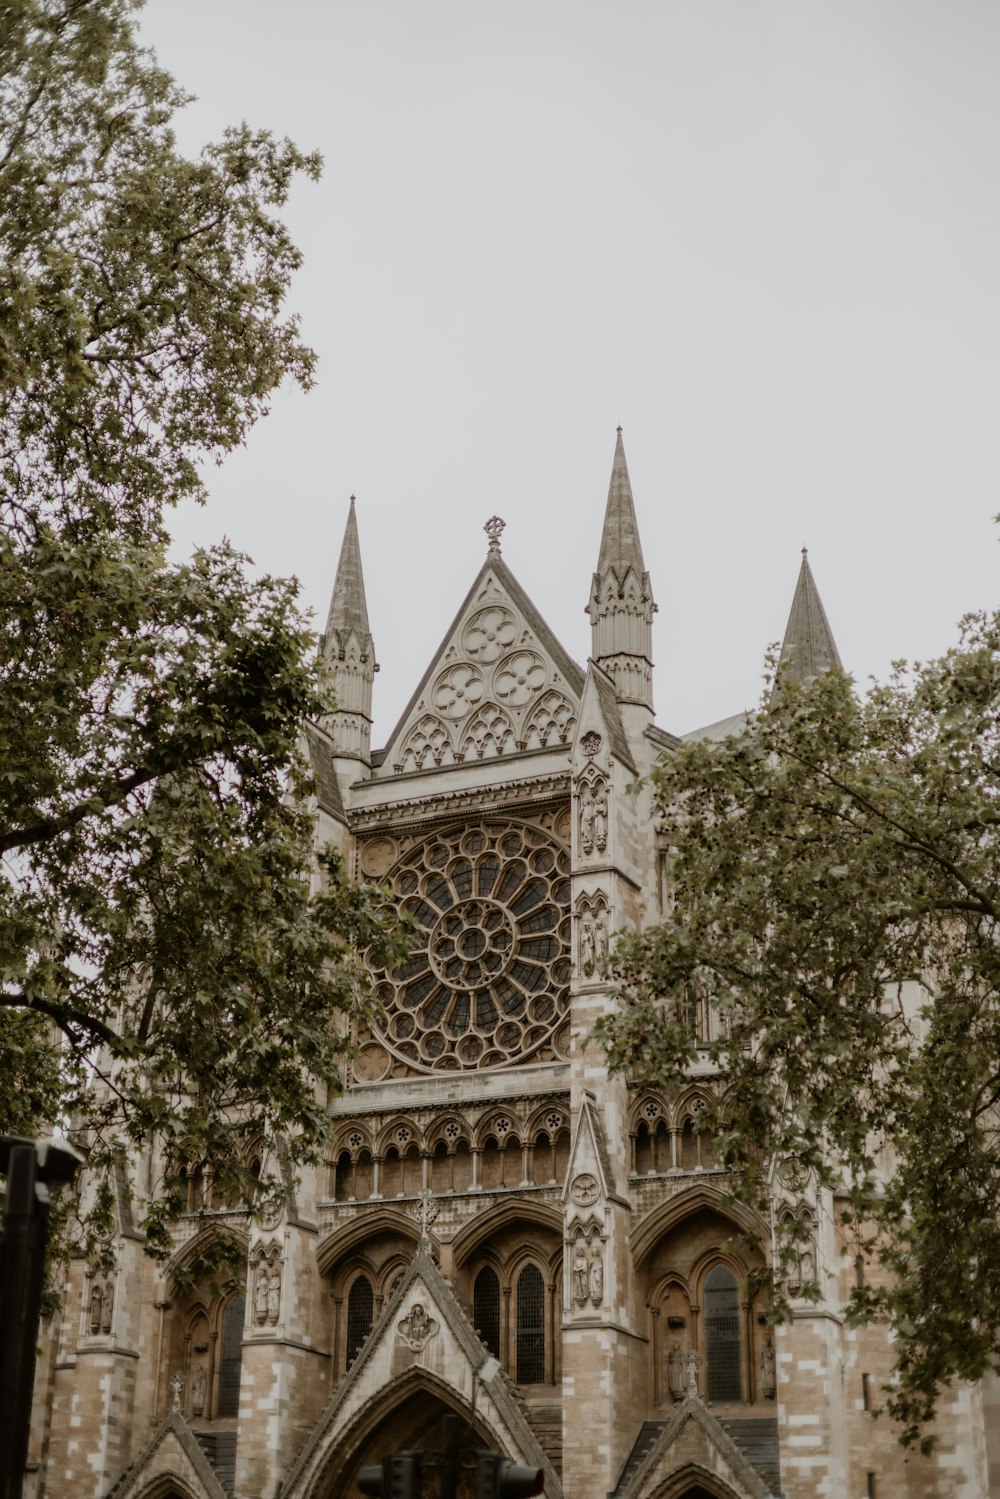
[313,1376,507,1499]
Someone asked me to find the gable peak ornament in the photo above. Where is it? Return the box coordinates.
[484,515,506,555]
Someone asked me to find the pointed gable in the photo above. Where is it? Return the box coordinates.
[379,541,584,776]
[106,1412,229,1499]
[616,1397,774,1499]
[776,548,842,686]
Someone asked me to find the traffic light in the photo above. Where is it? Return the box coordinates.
[357,1451,422,1499]
[476,1451,544,1499]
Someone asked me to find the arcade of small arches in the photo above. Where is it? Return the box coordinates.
[329,1110,572,1201]
[629,1091,722,1177]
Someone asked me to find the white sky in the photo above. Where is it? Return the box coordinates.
[139,0,1000,744]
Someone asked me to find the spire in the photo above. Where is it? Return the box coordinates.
[325,495,370,640]
[322,497,376,767]
[596,427,647,579]
[587,428,656,712]
[776,548,842,686]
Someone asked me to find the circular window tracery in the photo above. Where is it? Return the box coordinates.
[370,820,571,1072]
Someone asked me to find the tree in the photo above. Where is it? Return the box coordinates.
[596,621,1000,1446]
[0,0,400,1263]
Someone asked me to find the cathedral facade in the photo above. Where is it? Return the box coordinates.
[29,434,1000,1499]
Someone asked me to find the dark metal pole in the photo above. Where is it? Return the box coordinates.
[0,1137,83,1499]
[440,1413,460,1499]
[0,1145,48,1499]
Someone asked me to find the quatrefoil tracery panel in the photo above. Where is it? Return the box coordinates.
[370,821,571,1072]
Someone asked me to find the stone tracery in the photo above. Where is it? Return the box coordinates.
[369,820,571,1072]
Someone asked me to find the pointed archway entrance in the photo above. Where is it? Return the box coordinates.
[310,1374,502,1499]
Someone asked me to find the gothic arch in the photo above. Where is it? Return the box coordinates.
[133,1480,201,1499]
[631,1184,766,1269]
[167,1223,249,1280]
[316,1207,421,1277]
[647,1464,749,1499]
[450,1198,563,1267]
[282,1365,515,1499]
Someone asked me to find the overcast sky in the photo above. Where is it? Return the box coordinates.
[139,1,1000,744]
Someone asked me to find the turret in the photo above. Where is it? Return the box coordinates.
[321,496,377,768]
[586,428,657,713]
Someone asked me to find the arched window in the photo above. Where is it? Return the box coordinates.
[474,1266,501,1359]
[346,1274,374,1370]
[216,1295,245,1418]
[516,1265,545,1384]
[704,1265,740,1401]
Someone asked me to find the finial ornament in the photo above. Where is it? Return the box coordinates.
[484,515,506,554]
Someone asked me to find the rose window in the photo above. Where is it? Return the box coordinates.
[370,820,571,1072]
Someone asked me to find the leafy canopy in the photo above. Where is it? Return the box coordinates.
[597,623,1000,1446]
[0,0,399,1260]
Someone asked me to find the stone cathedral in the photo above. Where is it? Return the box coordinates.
[29,434,1000,1499]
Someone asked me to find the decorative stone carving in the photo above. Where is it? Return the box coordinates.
[170,1371,184,1413]
[352,1042,390,1083]
[433,663,487,720]
[459,703,517,760]
[359,836,398,878]
[101,1276,114,1334]
[191,1363,208,1417]
[398,1301,438,1353]
[483,515,506,553]
[577,773,609,856]
[668,1341,687,1402]
[493,649,547,707]
[252,1242,282,1327]
[413,1189,440,1240]
[398,712,454,772]
[594,911,609,961]
[254,1262,270,1326]
[89,1282,102,1335]
[686,1348,703,1397]
[522,689,576,749]
[588,1244,604,1305]
[572,1241,588,1306]
[760,1336,776,1399]
[577,890,610,975]
[580,730,602,759]
[464,604,518,663]
[569,1172,600,1206]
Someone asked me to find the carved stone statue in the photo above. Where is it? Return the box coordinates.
[667,1341,687,1401]
[760,1336,776,1399]
[685,1348,702,1397]
[593,791,608,851]
[580,794,595,854]
[101,1276,114,1334]
[588,1246,603,1305]
[254,1262,270,1326]
[580,920,595,971]
[191,1363,208,1417]
[267,1265,281,1325]
[89,1283,102,1335]
[573,1242,588,1306]
[170,1370,184,1414]
[594,913,609,960]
